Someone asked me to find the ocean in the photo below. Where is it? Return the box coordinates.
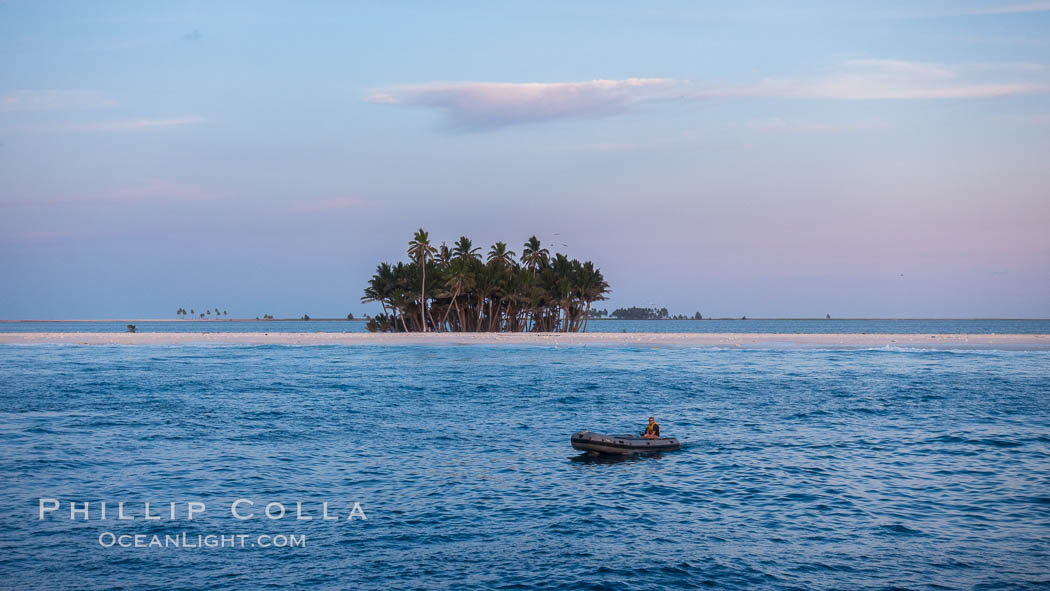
[1,343,1048,589]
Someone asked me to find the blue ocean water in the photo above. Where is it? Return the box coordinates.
[2,318,1049,334]
[1,344,1048,590]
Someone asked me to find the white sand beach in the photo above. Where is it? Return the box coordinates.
[1,332,1048,349]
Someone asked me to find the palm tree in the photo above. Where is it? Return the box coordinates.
[363,231,608,334]
[578,261,609,332]
[387,288,411,332]
[407,229,437,332]
[452,236,480,261]
[487,242,516,270]
[441,258,474,330]
[362,262,396,320]
[520,236,549,275]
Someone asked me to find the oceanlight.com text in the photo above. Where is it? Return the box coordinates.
[98,532,307,549]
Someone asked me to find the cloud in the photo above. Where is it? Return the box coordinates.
[968,2,1050,14]
[368,78,674,129]
[371,60,1049,130]
[688,59,1049,100]
[113,181,214,202]
[0,90,116,112]
[45,116,205,133]
[1,181,216,208]
[547,142,641,153]
[544,130,701,153]
[744,118,887,133]
[291,197,367,213]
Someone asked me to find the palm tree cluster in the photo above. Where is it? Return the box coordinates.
[610,306,669,320]
[363,229,609,333]
[176,307,227,319]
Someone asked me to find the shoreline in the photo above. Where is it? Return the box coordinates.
[0,318,366,323]
[1,318,1047,323]
[1,332,1048,349]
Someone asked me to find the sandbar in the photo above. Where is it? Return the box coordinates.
[0,332,1048,350]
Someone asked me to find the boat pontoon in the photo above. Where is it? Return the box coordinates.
[571,430,681,455]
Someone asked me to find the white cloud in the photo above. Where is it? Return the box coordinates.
[371,60,1049,130]
[47,116,205,133]
[368,78,674,129]
[0,90,116,112]
[968,2,1050,14]
[689,59,1049,100]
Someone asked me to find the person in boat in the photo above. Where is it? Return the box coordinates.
[642,416,661,439]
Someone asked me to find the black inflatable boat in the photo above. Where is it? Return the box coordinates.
[571,430,681,455]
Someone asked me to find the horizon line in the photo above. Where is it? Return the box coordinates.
[1,317,1048,323]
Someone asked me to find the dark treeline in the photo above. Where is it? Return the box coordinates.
[176,307,227,319]
[362,230,609,333]
[610,306,669,320]
[607,307,704,320]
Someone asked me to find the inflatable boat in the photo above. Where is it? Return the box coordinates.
[571,430,681,455]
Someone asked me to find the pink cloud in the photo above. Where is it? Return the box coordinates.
[0,90,116,112]
[371,61,1048,130]
[368,78,674,129]
[43,116,206,133]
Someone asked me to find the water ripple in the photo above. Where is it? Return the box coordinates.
[0,345,1048,589]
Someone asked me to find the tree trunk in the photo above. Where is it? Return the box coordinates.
[442,287,461,328]
[419,258,427,332]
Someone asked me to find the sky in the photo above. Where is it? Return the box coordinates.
[1,0,1049,319]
